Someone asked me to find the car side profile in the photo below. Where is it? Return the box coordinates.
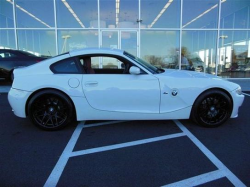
[0,49,47,81]
[8,48,244,130]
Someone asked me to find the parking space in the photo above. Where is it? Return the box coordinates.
[43,118,248,187]
[0,79,249,186]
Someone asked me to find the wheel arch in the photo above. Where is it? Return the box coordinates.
[190,87,233,118]
[25,88,77,120]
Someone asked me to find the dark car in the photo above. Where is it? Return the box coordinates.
[0,49,47,81]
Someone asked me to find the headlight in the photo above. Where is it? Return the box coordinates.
[235,87,242,95]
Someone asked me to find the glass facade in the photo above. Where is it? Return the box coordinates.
[0,0,250,78]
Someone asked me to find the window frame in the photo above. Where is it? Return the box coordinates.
[50,57,83,74]
[75,53,146,74]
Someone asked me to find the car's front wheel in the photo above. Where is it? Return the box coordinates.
[191,89,233,127]
[28,90,74,130]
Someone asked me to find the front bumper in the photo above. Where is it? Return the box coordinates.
[8,88,32,118]
[230,89,245,118]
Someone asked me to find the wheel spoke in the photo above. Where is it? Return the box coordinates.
[42,115,49,126]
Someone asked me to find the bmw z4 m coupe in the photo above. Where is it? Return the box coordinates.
[8,48,244,130]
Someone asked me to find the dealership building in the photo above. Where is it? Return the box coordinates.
[1,0,250,79]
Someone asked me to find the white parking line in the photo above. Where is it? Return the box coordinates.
[163,170,225,187]
[44,120,185,187]
[242,92,250,97]
[44,121,85,187]
[83,120,128,128]
[70,132,185,157]
[174,120,246,187]
[44,120,246,187]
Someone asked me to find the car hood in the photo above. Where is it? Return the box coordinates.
[158,69,220,79]
[154,69,240,91]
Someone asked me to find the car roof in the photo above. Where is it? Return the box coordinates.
[0,49,33,55]
[69,48,125,57]
[0,49,18,52]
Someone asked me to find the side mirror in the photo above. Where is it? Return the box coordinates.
[129,66,141,75]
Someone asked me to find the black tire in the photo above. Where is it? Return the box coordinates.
[28,90,74,130]
[8,70,14,82]
[191,89,233,127]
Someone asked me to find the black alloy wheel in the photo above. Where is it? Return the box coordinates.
[28,90,74,130]
[191,90,232,127]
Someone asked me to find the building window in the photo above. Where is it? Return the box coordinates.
[0,30,16,49]
[218,30,250,78]
[56,0,98,28]
[182,31,217,74]
[17,30,56,57]
[1,0,250,79]
[221,0,250,29]
[100,0,139,28]
[183,0,219,29]
[140,30,180,69]
[0,0,14,28]
[58,30,98,54]
[15,0,55,28]
[141,0,180,28]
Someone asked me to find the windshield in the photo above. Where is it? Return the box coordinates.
[124,51,164,74]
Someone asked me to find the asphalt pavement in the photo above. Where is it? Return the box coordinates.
[0,79,250,186]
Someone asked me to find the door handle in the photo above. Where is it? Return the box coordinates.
[85,81,98,87]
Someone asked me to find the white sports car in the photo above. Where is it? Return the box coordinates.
[8,48,244,130]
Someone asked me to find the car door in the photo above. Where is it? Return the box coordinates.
[81,55,160,114]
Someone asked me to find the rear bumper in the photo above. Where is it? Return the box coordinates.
[230,90,245,118]
[8,88,31,118]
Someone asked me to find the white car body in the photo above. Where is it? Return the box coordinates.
[8,48,244,129]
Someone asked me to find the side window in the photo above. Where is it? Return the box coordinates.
[78,55,146,75]
[91,56,125,69]
[78,55,127,74]
[50,58,80,74]
[0,52,17,59]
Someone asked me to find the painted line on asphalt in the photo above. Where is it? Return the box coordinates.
[44,121,85,187]
[44,119,246,187]
[44,120,185,186]
[83,120,128,128]
[163,170,225,187]
[173,120,246,187]
[70,132,185,157]
[242,92,250,97]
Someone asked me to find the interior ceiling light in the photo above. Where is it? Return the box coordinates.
[116,0,120,26]
[149,0,174,28]
[183,0,226,28]
[61,0,85,28]
[6,0,51,28]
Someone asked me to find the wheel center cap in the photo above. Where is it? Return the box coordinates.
[48,107,55,113]
[210,106,215,111]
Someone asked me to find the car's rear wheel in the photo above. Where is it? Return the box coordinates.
[28,90,74,130]
[191,89,233,127]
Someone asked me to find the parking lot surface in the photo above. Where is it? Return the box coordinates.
[0,80,250,186]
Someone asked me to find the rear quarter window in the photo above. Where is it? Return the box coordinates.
[50,57,81,74]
